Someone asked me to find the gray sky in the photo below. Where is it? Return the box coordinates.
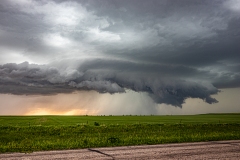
[0,0,239,115]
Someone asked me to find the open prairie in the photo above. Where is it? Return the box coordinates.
[0,114,240,153]
[1,114,240,126]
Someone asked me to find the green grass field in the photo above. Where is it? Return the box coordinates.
[0,114,240,153]
[1,113,240,126]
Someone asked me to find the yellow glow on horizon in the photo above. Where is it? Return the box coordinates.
[25,108,99,115]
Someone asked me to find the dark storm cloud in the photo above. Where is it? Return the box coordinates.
[0,60,219,107]
[88,0,240,67]
[0,0,239,107]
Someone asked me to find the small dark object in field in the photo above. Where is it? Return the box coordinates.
[94,122,100,126]
[83,139,88,145]
[107,137,120,143]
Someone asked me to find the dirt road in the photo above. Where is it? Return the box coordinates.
[1,140,240,159]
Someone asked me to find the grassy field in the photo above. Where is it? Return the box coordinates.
[0,114,240,153]
[1,113,240,126]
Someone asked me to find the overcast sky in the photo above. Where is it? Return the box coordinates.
[0,0,239,115]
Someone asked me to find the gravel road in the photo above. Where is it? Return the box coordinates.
[1,140,240,159]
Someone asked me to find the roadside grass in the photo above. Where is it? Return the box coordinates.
[0,114,240,153]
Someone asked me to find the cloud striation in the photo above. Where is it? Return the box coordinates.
[0,60,219,107]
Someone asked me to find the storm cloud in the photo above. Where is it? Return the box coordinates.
[0,60,219,107]
[0,0,239,108]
